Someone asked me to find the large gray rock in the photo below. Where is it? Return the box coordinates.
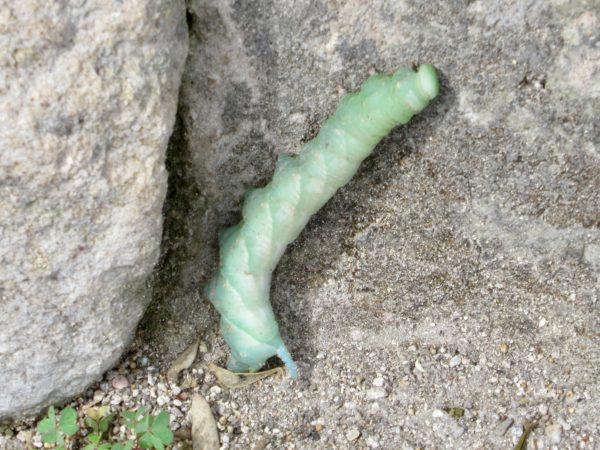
[0,0,187,419]
[145,0,599,447]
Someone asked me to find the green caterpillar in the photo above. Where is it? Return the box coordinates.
[206,64,439,378]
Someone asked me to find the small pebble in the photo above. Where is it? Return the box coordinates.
[365,436,379,448]
[432,409,445,418]
[449,355,461,368]
[372,377,385,387]
[111,375,129,390]
[365,387,387,400]
[93,390,104,403]
[494,418,514,436]
[137,356,149,367]
[156,395,170,407]
[545,423,562,444]
[452,426,466,438]
[170,407,184,418]
[346,428,360,441]
[511,424,524,440]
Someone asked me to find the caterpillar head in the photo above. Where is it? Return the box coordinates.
[416,64,439,101]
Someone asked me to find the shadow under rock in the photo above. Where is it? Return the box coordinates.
[140,110,219,367]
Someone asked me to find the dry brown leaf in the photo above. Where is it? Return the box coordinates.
[208,363,284,389]
[191,394,219,450]
[167,339,200,382]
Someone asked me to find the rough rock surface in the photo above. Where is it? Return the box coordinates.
[144,0,599,448]
[0,0,188,419]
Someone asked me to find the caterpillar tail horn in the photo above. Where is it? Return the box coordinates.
[277,345,298,379]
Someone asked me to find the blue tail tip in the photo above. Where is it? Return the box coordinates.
[277,345,298,379]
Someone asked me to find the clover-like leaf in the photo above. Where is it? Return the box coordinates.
[40,429,59,445]
[59,407,79,436]
[111,439,135,450]
[87,433,101,445]
[134,413,150,434]
[37,417,56,437]
[85,416,99,433]
[37,407,58,444]
[122,406,147,431]
[138,431,164,450]
[151,411,173,445]
[99,413,114,433]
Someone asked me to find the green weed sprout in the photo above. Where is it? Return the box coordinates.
[37,405,173,450]
[37,406,79,450]
[122,406,173,450]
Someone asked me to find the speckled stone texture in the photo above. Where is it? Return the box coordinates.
[146,0,599,448]
[0,0,187,419]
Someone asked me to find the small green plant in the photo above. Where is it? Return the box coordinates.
[37,406,79,450]
[83,406,115,450]
[36,405,173,450]
[122,406,173,450]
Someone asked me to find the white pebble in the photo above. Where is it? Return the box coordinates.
[170,407,184,418]
[545,423,562,444]
[452,426,466,438]
[511,425,524,440]
[156,395,170,406]
[365,387,387,400]
[93,390,104,403]
[346,428,360,441]
[449,355,461,367]
[372,377,385,387]
[432,409,445,418]
[366,436,379,448]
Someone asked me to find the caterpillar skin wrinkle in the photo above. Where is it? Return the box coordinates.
[206,64,439,378]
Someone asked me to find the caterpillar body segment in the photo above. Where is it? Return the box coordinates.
[207,64,439,378]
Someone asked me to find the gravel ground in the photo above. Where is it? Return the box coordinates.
[2,323,597,449]
[1,335,201,450]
